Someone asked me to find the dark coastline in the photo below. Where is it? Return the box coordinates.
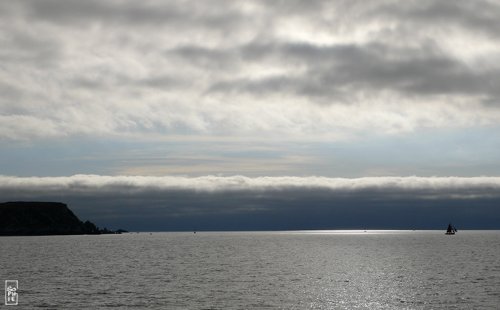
[0,201,126,236]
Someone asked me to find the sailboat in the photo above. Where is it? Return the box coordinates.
[445,223,457,235]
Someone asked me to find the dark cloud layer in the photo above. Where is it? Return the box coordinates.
[2,175,500,230]
[3,189,499,231]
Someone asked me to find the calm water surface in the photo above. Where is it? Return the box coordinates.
[1,231,499,309]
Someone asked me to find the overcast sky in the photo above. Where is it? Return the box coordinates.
[1,0,500,229]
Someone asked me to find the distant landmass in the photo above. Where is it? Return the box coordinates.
[0,201,127,236]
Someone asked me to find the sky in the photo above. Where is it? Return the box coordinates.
[1,0,500,230]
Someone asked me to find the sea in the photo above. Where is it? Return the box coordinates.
[1,230,499,309]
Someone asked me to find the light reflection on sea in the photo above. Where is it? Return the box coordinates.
[0,230,499,309]
[284,230,414,234]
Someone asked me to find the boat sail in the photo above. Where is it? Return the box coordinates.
[445,223,457,235]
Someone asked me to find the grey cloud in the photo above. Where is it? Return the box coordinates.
[205,42,500,100]
[167,46,239,70]
[209,76,297,96]
[23,0,184,25]
[313,44,499,97]
[70,77,107,90]
[376,0,500,38]
[0,82,25,106]
[139,76,186,89]
[70,74,185,91]
[0,29,61,68]
[12,0,245,30]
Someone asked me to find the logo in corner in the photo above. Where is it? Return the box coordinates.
[5,280,18,306]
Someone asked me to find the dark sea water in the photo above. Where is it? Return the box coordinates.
[1,231,499,309]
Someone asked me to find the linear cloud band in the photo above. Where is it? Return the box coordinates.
[2,175,500,198]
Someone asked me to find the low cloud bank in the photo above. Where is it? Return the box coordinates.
[1,175,500,230]
[2,174,500,196]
